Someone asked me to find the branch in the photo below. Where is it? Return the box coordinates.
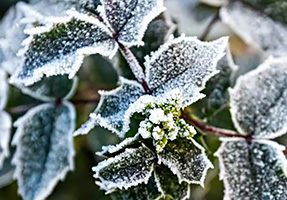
[199,10,220,41]
[118,43,152,94]
[181,112,248,138]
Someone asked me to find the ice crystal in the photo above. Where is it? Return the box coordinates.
[216,138,287,200]
[10,10,118,86]
[220,1,287,56]
[12,102,76,200]
[157,137,213,186]
[99,0,165,47]
[145,36,228,107]
[0,112,12,168]
[230,57,287,138]
[93,145,156,192]
[75,77,145,137]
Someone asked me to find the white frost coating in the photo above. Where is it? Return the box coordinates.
[0,70,9,109]
[10,9,118,86]
[0,112,12,168]
[12,102,76,200]
[16,76,78,102]
[75,77,145,137]
[215,138,287,200]
[145,35,228,107]
[93,145,156,192]
[96,133,140,157]
[220,2,287,56]
[157,138,214,187]
[201,0,227,7]
[99,0,166,47]
[229,57,287,139]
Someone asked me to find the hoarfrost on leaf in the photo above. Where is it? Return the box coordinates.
[10,10,118,86]
[220,1,287,56]
[75,77,145,137]
[215,138,287,200]
[154,165,190,200]
[99,0,166,47]
[157,137,213,186]
[0,69,9,109]
[12,102,76,200]
[0,112,12,168]
[145,36,228,107]
[230,57,287,138]
[93,145,156,192]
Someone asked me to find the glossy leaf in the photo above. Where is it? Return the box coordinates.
[230,57,287,138]
[12,102,76,200]
[216,138,287,200]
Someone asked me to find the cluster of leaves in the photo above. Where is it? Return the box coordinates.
[0,0,287,200]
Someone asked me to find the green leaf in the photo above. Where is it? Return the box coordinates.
[12,102,76,200]
[216,138,287,200]
[154,165,190,200]
[10,10,118,86]
[157,137,213,186]
[93,145,156,192]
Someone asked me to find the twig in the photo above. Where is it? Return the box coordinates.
[118,43,152,94]
[181,112,247,138]
[199,10,220,41]
[7,104,36,115]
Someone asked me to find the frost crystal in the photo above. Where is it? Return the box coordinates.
[145,36,228,107]
[230,57,287,139]
[99,0,165,47]
[93,145,156,192]
[157,138,213,186]
[220,1,287,56]
[0,112,12,168]
[10,10,118,86]
[75,77,145,137]
[12,102,76,200]
[216,138,287,200]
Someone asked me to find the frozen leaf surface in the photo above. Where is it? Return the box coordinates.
[216,138,287,200]
[154,165,189,200]
[18,75,78,102]
[157,137,213,186]
[75,78,145,137]
[111,175,162,200]
[145,36,228,107]
[221,1,287,55]
[230,57,287,138]
[0,112,12,168]
[99,0,165,47]
[10,10,118,86]
[0,70,9,109]
[93,145,156,192]
[12,102,76,200]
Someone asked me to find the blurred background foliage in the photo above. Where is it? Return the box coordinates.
[0,0,286,200]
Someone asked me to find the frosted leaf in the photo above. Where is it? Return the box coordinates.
[93,145,156,192]
[0,70,9,109]
[97,133,140,157]
[75,77,145,137]
[12,102,76,200]
[111,175,162,200]
[220,2,287,56]
[0,112,12,169]
[215,138,287,200]
[17,75,78,102]
[99,0,165,47]
[0,156,14,189]
[157,137,213,186]
[10,10,118,86]
[154,165,190,200]
[145,36,228,107]
[230,57,287,138]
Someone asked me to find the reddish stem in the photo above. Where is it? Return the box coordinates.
[199,10,220,41]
